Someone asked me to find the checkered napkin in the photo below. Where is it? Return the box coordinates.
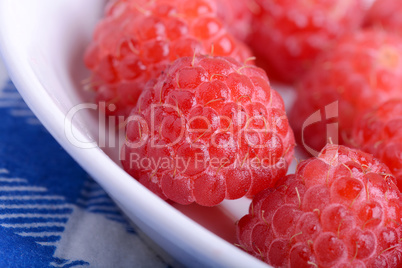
[0,60,169,268]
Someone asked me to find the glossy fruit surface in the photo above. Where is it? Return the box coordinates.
[248,0,365,82]
[290,30,402,154]
[121,55,295,206]
[84,0,252,117]
[352,99,402,191]
[237,144,402,267]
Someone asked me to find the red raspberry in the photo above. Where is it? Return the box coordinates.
[84,0,252,117]
[247,0,365,83]
[365,0,402,34]
[236,144,402,267]
[290,30,402,154]
[121,55,295,206]
[352,99,402,192]
[214,0,251,42]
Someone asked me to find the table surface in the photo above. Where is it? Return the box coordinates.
[0,59,170,267]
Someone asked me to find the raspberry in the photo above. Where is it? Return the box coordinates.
[236,144,402,267]
[84,0,252,117]
[352,99,402,192]
[365,0,402,34]
[290,30,402,154]
[121,55,295,206]
[247,0,365,83]
[214,0,251,42]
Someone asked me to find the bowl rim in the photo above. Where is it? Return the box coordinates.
[0,1,269,267]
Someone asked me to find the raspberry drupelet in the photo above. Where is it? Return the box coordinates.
[365,0,402,34]
[290,30,402,154]
[247,0,365,83]
[214,0,251,42]
[352,99,402,192]
[84,0,252,117]
[121,55,295,206]
[237,144,402,267]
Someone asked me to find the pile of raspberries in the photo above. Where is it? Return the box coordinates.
[84,0,402,266]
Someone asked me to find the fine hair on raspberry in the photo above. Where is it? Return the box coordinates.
[236,144,402,267]
[121,55,295,206]
[84,0,252,117]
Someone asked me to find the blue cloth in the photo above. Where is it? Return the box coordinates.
[0,63,169,267]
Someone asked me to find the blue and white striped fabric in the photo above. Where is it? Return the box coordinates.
[0,60,169,267]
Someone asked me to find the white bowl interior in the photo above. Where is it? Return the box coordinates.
[2,0,376,266]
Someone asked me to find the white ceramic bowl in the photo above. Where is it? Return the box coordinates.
[0,1,272,267]
[0,0,376,266]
